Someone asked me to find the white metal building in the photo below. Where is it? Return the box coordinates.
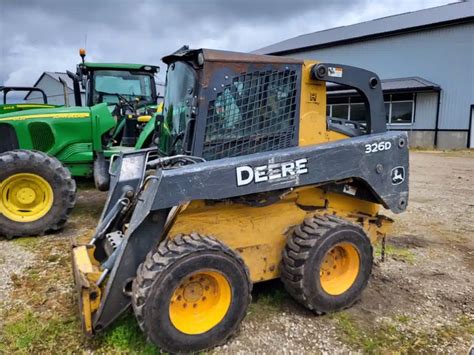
[24,72,85,106]
[255,1,474,149]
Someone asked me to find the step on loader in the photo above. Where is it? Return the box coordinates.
[71,47,409,353]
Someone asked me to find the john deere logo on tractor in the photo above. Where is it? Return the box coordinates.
[236,158,308,186]
[391,166,405,185]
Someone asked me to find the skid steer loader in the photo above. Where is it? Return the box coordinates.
[71,47,409,353]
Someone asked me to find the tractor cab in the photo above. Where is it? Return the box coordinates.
[67,49,161,148]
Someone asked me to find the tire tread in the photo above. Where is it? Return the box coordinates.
[281,214,372,314]
[131,234,252,345]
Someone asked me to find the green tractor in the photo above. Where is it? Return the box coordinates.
[0,50,161,238]
[0,86,58,115]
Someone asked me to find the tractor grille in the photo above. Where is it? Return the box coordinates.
[203,69,299,160]
[0,123,19,153]
[28,122,55,152]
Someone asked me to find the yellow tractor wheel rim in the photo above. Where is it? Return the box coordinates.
[169,270,232,335]
[0,173,54,223]
[320,242,360,296]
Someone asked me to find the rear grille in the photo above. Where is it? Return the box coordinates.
[203,69,299,160]
[0,123,19,153]
[28,122,55,152]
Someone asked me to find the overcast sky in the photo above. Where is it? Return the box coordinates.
[0,0,455,87]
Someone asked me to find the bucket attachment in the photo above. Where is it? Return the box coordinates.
[71,148,168,335]
[71,243,102,335]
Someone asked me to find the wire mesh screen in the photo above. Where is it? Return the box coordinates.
[203,68,299,160]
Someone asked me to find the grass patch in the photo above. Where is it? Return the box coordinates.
[247,280,290,319]
[0,311,79,353]
[10,236,41,250]
[396,314,411,324]
[0,229,162,353]
[331,311,474,353]
[99,314,159,354]
[0,308,160,353]
[374,243,416,264]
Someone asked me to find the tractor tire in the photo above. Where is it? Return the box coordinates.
[132,233,252,353]
[281,215,373,314]
[0,150,76,238]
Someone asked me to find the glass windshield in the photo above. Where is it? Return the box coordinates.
[93,70,154,105]
[160,62,197,153]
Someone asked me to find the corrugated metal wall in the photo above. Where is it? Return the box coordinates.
[413,92,438,130]
[290,22,474,130]
[26,75,79,106]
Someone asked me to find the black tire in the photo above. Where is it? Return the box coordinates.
[132,233,252,353]
[0,150,76,238]
[281,215,373,314]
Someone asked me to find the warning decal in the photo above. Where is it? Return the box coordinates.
[328,67,343,78]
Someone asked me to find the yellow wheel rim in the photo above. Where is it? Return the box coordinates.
[0,173,54,223]
[169,270,232,335]
[320,242,360,296]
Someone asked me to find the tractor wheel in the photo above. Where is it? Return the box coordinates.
[0,150,76,238]
[281,215,373,314]
[132,233,251,353]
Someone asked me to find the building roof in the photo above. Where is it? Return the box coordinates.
[24,71,84,100]
[254,1,474,55]
[327,76,441,96]
[380,77,440,92]
[45,72,77,90]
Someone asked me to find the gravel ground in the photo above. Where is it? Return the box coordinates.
[215,150,474,353]
[0,242,34,304]
[214,308,351,353]
[0,151,473,353]
[0,241,34,332]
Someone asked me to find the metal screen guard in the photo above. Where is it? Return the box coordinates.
[192,63,302,159]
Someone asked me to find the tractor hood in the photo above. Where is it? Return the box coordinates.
[0,103,58,115]
[0,103,116,159]
[0,105,91,122]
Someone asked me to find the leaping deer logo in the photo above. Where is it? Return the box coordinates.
[391,167,405,185]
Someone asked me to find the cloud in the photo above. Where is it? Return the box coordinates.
[0,0,454,87]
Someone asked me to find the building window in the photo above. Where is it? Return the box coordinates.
[327,93,415,125]
[389,101,414,124]
[331,104,349,119]
[349,103,366,121]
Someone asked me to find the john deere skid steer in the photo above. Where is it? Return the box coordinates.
[0,50,161,238]
[72,47,409,353]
